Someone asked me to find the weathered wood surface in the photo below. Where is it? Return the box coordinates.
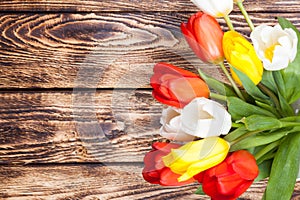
[0,0,299,12]
[1,0,300,199]
[0,12,300,88]
[0,165,299,200]
[0,90,162,164]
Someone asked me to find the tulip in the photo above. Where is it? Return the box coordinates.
[162,137,230,182]
[142,142,195,186]
[223,31,263,85]
[150,62,210,108]
[160,98,231,141]
[160,106,195,141]
[191,0,233,18]
[194,150,259,200]
[181,12,224,64]
[250,24,298,71]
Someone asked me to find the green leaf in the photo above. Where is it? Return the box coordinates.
[278,17,300,104]
[255,101,281,118]
[265,132,300,200]
[227,97,277,121]
[272,71,286,98]
[224,126,248,142]
[256,150,276,165]
[277,92,295,117]
[231,66,270,103]
[272,71,294,116]
[243,115,283,131]
[197,69,236,97]
[195,185,205,195]
[230,129,288,151]
[261,71,277,94]
[255,160,272,182]
[230,126,300,151]
[278,17,297,30]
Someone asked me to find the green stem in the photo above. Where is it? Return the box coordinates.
[281,121,300,128]
[231,122,243,128]
[237,2,255,31]
[258,83,283,117]
[229,130,261,146]
[210,92,227,102]
[223,15,234,31]
[219,62,245,101]
[254,140,280,160]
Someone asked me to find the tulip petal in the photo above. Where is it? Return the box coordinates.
[150,62,209,108]
[218,173,245,195]
[162,137,230,181]
[250,24,298,71]
[229,151,259,180]
[181,98,231,138]
[224,31,263,85]
[160,167,195,186]
[191,0,233,18]
[179,150,228,181]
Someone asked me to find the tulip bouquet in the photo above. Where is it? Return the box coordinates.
[142,0,300,199]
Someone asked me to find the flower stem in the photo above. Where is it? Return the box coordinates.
[231,122,243,128]
[229,130,261,146]
[219,62,245,101]
[237,2,255,31]
[223,15,234,31]
[254,140,280,161]
[258,83,283,117]
[210,92,227,102]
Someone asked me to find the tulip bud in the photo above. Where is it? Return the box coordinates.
[162,137,230,182]
[142,142,195,186]
[181,12,224,64]
[150,62,209,108]
[160,98,232,141]
[223,31,263,85]
[195,150,259,200]
[250,24,298,71]
[191,0,233,18]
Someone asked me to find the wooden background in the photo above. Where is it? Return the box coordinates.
[0,0,299,199]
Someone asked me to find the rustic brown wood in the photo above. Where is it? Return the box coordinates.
[0,90,164,164]
[0,0,299,12]
[0,12,300,89]
[0,165,298,200]
[1,0,300,199]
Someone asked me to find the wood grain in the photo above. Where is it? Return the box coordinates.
[0,90,166,164]
[0,0,299,12]
[1,12,300,89]
[1,0,300,199]
[0,165,299,200]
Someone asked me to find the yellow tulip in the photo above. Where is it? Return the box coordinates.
[162,137,230,182]
[223,31,263,85]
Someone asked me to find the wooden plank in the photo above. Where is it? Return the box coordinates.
[0,90,166,164]
[0,12,300,89]
[0,0,299,12]
[0,165,299,199]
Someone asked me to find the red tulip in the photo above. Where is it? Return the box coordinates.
[181,12,224,64]
[150,62,210,108]
[194,150,259,200]
[142,142,195,186]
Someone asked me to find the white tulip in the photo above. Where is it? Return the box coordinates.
[160,106,195,141]
[160,97,232,141]
[250,24,298,71]
[191,0,233,18]
[181,97,232,138]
